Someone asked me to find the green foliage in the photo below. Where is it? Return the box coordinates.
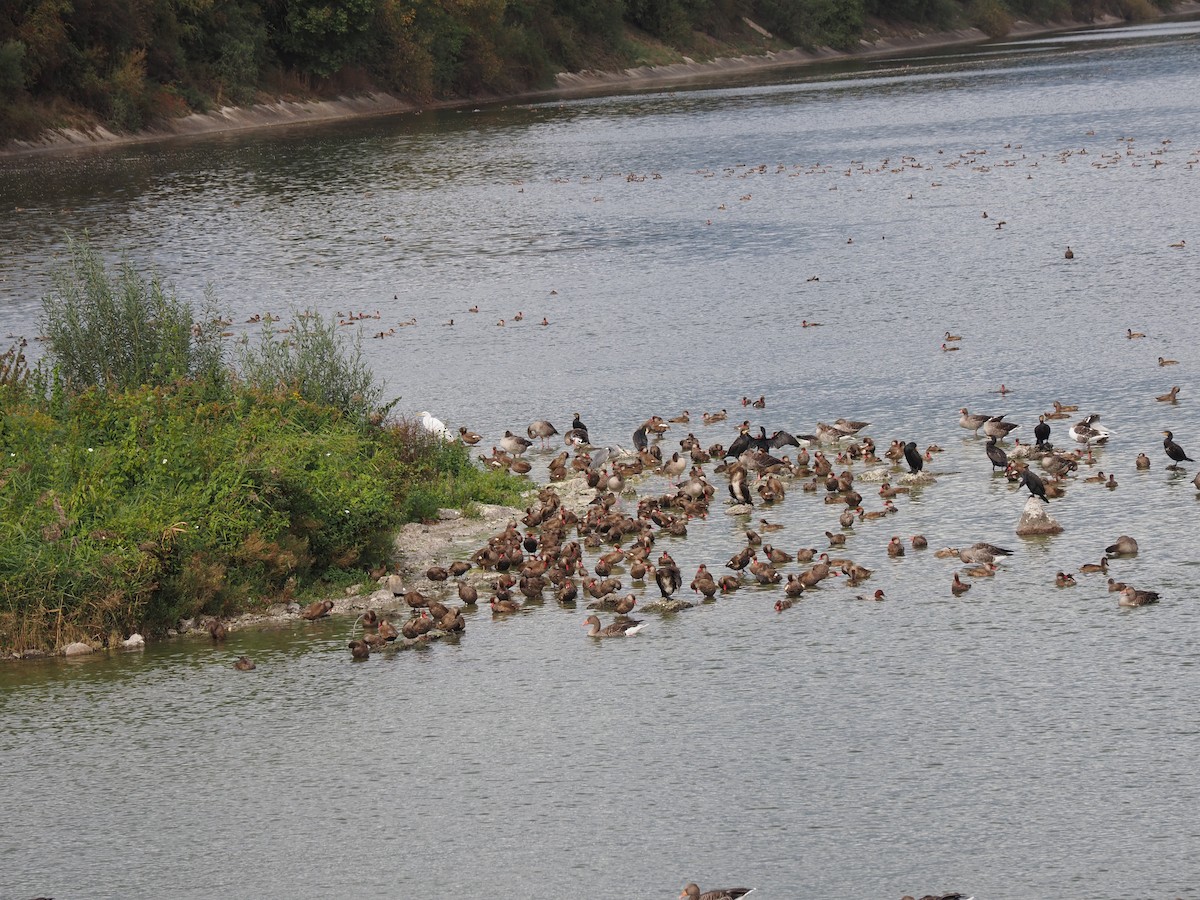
[235,312,382,423]
[40,236,225,393]
[2,240,526,654]
[755,0,865,51]
[275,0,379,78]
[0,39,26,98]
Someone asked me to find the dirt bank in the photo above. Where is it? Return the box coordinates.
[6,8,1195,158]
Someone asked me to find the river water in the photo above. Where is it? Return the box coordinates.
[3,18,1200,899]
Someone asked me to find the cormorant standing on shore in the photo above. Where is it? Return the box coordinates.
[903,441,924,474]
[633,422,648,452]
[1034,415,1051,448]
[655,552,682,599]
[728,464,752,505]
[985,436,1008,472]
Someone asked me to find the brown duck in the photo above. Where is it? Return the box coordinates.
[300,600,333,620]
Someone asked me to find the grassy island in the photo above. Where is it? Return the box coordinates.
[0,239,525,656]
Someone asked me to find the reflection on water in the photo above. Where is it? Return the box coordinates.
[3,17,1200,899]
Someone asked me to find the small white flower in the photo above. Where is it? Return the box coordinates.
[88,448,94,453]
[162,458,168,464]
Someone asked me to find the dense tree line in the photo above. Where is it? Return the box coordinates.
[0,0,1181,140]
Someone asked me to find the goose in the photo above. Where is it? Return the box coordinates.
[983,416,1019,440]
[1119,586,1159,607]
[1069,414,1109,445]
[1105,535,1139,556]
[958,408,992,434]
[417,411,452,440]
[499,430,533,455]
[527,420,559,447]
[583,614,647,637]
[680,884,754,900]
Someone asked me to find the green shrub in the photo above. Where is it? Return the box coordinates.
[40,235,226,393]
[235,311,382,422]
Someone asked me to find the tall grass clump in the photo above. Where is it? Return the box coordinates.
[40,236,225,393]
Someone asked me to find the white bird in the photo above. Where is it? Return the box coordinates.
[417,411,452,440]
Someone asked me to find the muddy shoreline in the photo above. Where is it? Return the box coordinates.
[5,8,1196,159]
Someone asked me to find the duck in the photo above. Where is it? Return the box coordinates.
[774,597,795,612]
[378,620,399,642]
[208,619,228,641]
[583,614,647,637]
[1079,558,1108,574]
[911,534,928,550]
[1159,356,1179,366]
[489,598,520,615]
[1127,328,1146,338]
[1055,572,1077,587]
[1163,430,1194,467]
[940,342,960,352]
[887,536,905,557]
[348,639,371,659]
[233,656,256,671]
[458,426,482,445]
[1157,386,1181,402]
[1106,473,1118,489]
[300,599,334,620]
[1064,246,1074,259]
[963,562,997,577]
[951,573,971,596]
[944,331,962,342]
[855,589,886,601]
[679,884,754,900]
[1136,452,1151,469]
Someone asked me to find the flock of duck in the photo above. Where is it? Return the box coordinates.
[198,318,1193,677]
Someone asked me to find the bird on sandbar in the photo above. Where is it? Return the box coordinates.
[903,441,924,474]
[1019,467,1049,502]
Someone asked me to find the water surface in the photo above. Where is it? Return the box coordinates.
[3,18,1200,899]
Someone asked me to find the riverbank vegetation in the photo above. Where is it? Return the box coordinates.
[0,0,1184,144]
[0,239,525,655]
